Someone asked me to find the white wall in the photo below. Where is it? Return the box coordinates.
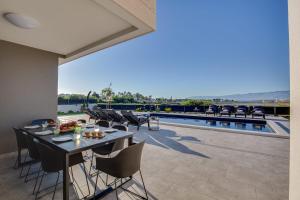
[288,0,300,199]
[0,40,59,154]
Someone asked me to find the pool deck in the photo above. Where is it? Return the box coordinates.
[0,114,289,200]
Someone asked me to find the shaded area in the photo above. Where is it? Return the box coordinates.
[140,128,209,159]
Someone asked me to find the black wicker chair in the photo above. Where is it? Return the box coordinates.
[23,134,41,185]
[95,120,110,128]
[34,141,90,200]
[12,128,29,174]
[112,124,128,132]
[93,141,148,200]
[89,120,125,177]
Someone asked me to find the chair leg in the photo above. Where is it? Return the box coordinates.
[33,165,42,194]
[19,151,28,178]
[24,162,32,183]
[70,166,75,184]
[51,172,60,200]
[82,163,91,196]
[114,179,119,200]
[35,172,45,200]
[89,152,94,176]
[139,170,149,200]
[17,149,22,168]
[93,171,100,199]
[13,158,18,169]
[13,149,20,169]
[83,150,89,160]
[105,174,108,186]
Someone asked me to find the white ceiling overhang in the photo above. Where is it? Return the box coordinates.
[0,0,155,64]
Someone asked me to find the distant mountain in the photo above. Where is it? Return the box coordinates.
[189,91,290,101]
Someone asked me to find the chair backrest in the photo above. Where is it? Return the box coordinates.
[35,141,63,172]
[111,125,127,152]
[121,110,139,124]
[96,120,110,128]
[112,125,128,132]
[77,119,87,124]
[97,141,145,178]
[13,128,28,150]
[111,139,125,153]
[24,134,40,160]
[31,119,55,125]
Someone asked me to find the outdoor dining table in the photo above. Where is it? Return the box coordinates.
[23,126,134,200]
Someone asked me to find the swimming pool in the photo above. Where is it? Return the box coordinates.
[151,113,273,133]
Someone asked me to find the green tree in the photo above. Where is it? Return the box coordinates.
[101,87,114,108]
[134,93,144,102]
[101,88,114,100]
[180,99,212,106]
[113,91,135,103]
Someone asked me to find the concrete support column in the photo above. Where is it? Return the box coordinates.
[288,0,300,199]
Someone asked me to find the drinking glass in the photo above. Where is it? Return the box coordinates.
[53,129,60,136]
[73,127,82,140]
[42,122,48,129]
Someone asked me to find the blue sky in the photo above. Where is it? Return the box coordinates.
[58,0,289,98]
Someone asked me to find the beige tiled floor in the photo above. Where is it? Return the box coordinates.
[0,116,289,200]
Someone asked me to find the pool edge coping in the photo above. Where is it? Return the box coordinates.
[157,121,289,139]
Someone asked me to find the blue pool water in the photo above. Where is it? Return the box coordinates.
[154,115,273,133]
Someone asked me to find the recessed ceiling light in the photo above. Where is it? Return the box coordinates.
[3,12,40,29]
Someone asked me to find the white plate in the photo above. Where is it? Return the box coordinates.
[35,130,52,135]
[52,136,72,142]
[24,125,40,129]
